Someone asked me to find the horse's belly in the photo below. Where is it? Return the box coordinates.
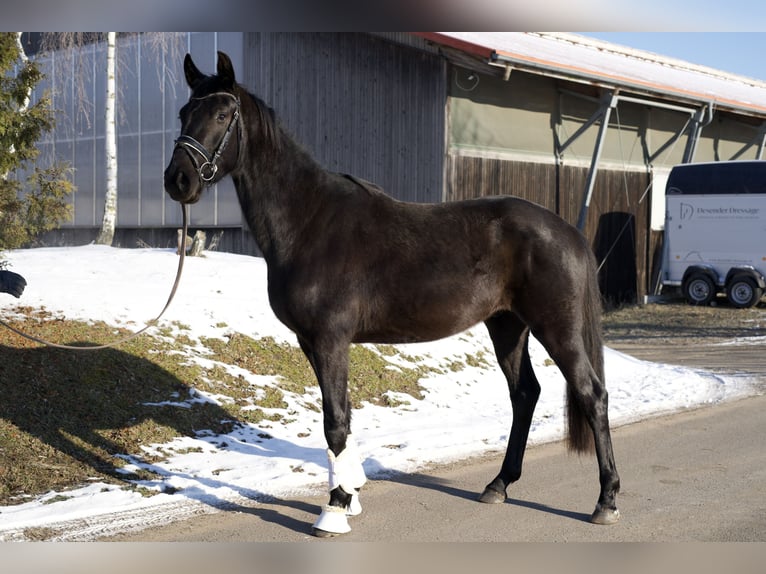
[354,299,496,345]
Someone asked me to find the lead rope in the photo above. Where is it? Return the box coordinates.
[0,203,188,351]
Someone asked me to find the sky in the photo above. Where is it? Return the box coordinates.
[0,245,759,540]
[581,33,766,82]
[4,1,766,35]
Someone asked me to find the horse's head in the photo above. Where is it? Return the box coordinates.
[164,51,242,205]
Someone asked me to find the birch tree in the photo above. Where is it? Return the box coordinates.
[41,32,186,247]
[95,32,117,245]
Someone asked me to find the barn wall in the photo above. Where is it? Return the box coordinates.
[25,34,766,305]
[242,32,446,204]
[446,156,652,305]
[31,32,447,252]
[445,62,766,305]
[448,65,765,169]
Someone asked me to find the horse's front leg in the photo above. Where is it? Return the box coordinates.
[302,340,367,537]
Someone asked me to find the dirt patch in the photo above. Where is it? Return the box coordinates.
[602,294,766,346]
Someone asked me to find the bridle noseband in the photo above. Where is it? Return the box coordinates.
[174,92,241,186]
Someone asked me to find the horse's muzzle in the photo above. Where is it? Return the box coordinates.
[164,164,202,205]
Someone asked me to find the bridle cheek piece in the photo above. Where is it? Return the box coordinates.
[175,92,241,187]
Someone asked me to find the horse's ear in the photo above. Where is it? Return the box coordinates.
[184,54,204,89]
[217,51,236,87]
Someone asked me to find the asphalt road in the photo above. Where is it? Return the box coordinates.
[106,392,766,542]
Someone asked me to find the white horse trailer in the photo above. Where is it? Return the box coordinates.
[662,160,766,308]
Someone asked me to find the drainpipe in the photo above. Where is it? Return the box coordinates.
[681,102,714,163]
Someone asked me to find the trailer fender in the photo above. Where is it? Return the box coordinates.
[725,266,766,289]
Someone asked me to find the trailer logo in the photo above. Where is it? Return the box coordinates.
[679,202,760,220]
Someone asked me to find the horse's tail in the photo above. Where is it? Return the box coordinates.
[566,249,604,454]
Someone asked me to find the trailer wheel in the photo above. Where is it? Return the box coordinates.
[683,272,716,306]
[726,275,763,308]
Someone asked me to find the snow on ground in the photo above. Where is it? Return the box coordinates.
[0,246,758,540]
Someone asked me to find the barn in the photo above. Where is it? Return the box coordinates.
[29,32,766,305]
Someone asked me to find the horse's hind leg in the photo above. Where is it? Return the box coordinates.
[479,312,541,504]
[298,337,366,537]
[534,326,621,525]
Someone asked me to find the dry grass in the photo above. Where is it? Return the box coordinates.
[0,308,444,506]
[602,295,766,345]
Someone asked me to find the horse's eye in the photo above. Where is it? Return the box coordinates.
[217,112,226,122]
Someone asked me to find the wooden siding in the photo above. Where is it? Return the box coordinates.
[35,33,448,254]
[242,32,446,204]
[447,155,653,305]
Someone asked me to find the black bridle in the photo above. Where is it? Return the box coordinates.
[174,92,241,186]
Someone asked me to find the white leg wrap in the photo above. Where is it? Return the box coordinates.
[346,493,362,516]
[327,435,367,494]
[313,436,367,534]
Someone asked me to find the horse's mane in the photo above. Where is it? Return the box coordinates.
[239,87,387,197]
[238,86,282,155]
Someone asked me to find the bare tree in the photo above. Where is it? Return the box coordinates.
[40,32,186,246]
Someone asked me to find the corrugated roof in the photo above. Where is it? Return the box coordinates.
[415,32,766,118]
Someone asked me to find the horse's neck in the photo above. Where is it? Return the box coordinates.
[233,131,326,267]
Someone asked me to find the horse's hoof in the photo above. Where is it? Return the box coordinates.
[478,486,506,504]
[590,506,621,525]
[312,505,351,537]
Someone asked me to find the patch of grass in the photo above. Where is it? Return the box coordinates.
[170,320,192,331]
[42,494,73,505]
[0,309,441,505]
[0,311,236,505]
[125,484,164,498]
[201,334,314,397]
[347,344,432,408]
[445,359,464,372]
[201,333,436,408]
[464,350,490,369]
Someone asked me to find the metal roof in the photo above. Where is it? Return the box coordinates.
[415,32,766,118]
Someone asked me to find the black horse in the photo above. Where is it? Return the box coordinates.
[164,52,620,536]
